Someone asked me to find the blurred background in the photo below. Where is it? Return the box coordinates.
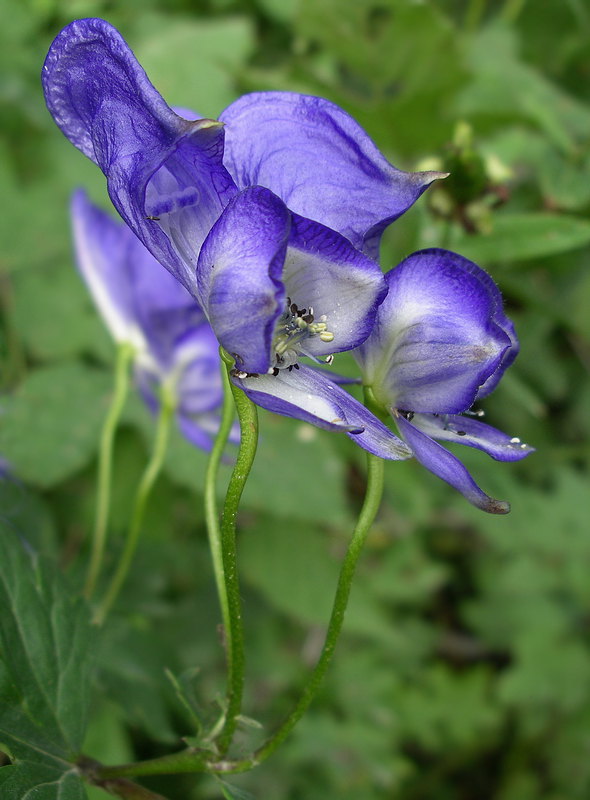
[1,0,590,798]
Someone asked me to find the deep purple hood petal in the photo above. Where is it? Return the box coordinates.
[231,365,411,460]
[395,415,511,514]
[43,18,236,295]
[354,249,515,414]
[219,91,443,258]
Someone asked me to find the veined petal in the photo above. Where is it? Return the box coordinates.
[43,18,236,295]
[355,249,513,414]
[410,413,534,462]
[220,92,442,258]
[70,189,141,346]
[173,323,224,415]
[282,214,387,358]
[231,365,411,460]
[72,191,207,373]
[196,187,290,374]
[395,415,510,514]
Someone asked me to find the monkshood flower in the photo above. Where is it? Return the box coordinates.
[72,189,226,451]
[352,248,534,513]
[41,17,445,460]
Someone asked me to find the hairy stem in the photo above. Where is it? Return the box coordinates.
[94,450,384,781]
[203,353,236,675]
[215,355,259,755]
[219,451,385,773]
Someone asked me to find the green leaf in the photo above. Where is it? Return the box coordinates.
[217,779,257,800]
[131,14,255,118]
[0,362,112,487]
[239,515,405,647]
[457,23,590,152]
[11,263,112,363]
[0,521,94,799]
[453,213,590,264]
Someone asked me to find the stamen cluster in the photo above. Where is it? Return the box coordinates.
[270,298,334,373]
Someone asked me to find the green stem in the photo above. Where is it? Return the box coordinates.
[220,451,385,773]
[93,386,174,625]
[85,343,134,599]
[203,354,236,664]
[215,357,259,755]
[500,0,527,23]
[464,0,486,30]
[94,450,384,781]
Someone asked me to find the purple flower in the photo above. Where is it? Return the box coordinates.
[42,18,444,460]
[353,249,533,513]
[71,190,226,451]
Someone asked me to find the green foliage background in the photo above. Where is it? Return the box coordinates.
[1,0,590,798]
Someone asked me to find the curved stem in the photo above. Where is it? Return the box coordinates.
[85,343,134,599]
[215,357,259,755]
[203,354,236,660]
[94,450,384,782]
[223,451,384,773]
[93,386,174,625]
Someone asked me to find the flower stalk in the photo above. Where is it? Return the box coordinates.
[215,350,259,755]
[94,384,174,625]
[85,341,134,599]
[93,446,384,781]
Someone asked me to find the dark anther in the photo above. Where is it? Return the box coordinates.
[302,314,314,323]
[399,410,414,421]
[272,368,279,376]
[457,430,466,436]
[290,303,298,315]
[293,363,300,370]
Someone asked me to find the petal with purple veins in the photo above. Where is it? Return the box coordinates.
[232,365,411,460]
[354,249,513,414]
[410,413,534,462]
[220,91,443,258]
[281,214,387,359]
[395,415,510,514]
[43,18,236,295]
[196,187,291,374]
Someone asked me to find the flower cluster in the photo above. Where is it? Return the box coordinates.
[44,18,532,512]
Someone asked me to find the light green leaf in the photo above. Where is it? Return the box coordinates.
[0,362,112,487]
[217,779,257,800]
[11,263,112,363]
[457,23,590,152]
[453,213,590,264]
[131,14,255,118]
[0,521,94,799]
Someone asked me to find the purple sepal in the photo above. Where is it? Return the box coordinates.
[220,91,442,258]
[71,189,205,355]
[354,249,515,414]
[231,365,411,460]
[411,413,534,462]
[196,186,290,374]
[285,213,387,356]
[395,415,510,514]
